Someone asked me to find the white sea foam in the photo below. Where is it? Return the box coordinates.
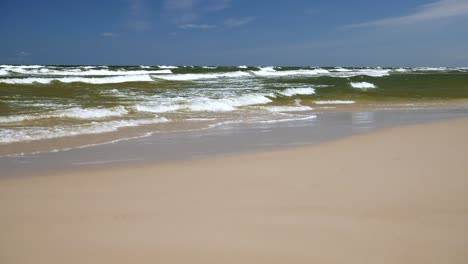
[154,71,251,81]
[333,67,352,72]
[0,75,154,84]
[263,105,313,112]
[186,118,217,121]
[158,65,178,69]
[202,66,217,69]
[134,104,181,113]
[188,94,273,112]
[238,65,248,69]
[278,87,316,96]
[3,66,170,76]
[0,69,9,76]
[0,106,128,123]
[350,82,376,89]
[415,67,447,71]
[56,106,129,119]
[395,68,409,72]
[330,69,390,78]
[0,117,170,143]
[257,115,317,124]
[253,67,330,77]
[315,100,355,105]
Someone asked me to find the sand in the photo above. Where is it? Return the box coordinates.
[1,118,468,264]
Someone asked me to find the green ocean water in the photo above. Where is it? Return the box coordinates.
[1,65,467,144]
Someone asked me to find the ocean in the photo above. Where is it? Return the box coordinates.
[1,64,468,155]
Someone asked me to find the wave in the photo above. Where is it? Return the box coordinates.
[414,67,448,71]
[153,71,251,81]
[314,100,355,105]
[158,65,178,69]
[0,75,154,84]
[188,94,273,112]
[263,105,313,112]
[0,117,169,143]
[350,82,376,89]
[278,87,316,96]
[0,106,128,123]
[394,68,409,72]
[134,93,274,113]
[2,67,171,76]
[257,115,317,124]
[332,67,352,72]
[134,104,181,113]
[253,67,330,77]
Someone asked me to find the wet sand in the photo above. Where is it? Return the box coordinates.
[1,118,468,263]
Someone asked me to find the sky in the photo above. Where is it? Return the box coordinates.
[1,0,468,66]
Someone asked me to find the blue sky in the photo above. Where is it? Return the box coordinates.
[1,0,467,66]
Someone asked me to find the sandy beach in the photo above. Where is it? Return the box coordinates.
[1,118,468,264]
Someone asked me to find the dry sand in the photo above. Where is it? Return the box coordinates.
[1,119,468,264]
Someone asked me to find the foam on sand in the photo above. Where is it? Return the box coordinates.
[315,100,355,105]
[350,82,376,89]
[263,105,313,112]
[257,115,317,124]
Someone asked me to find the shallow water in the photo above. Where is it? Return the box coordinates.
[2,107,467,177]
[1,65,468,153]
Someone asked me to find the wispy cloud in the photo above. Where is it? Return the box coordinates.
[18,51,31,57]
[224,17,254,28]
[304,9,320,15]
[178,23,216,29]
[346,0,468,28]
[8,51,32,62]
[126,0,151,31]
[163,0,231,26]
[100,32,118,37]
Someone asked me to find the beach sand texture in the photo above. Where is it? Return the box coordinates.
[1,119,468,264]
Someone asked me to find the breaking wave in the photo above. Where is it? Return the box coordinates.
[0,106,129,123]
[350,82,376,89]
[0,117,170,143]
[0,75,154,84]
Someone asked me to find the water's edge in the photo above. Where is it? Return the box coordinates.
[1,107,467,177]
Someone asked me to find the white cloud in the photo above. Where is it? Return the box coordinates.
[304,9,319,15]
[7,51,32,62]
[101,32,118,37]
[126,0,151,30]
[18,51,31,57]
[224,17,254,27]
[178,23,216,29]
[346,0,468,28]
[163,0,231,25]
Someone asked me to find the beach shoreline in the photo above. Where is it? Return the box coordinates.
[2,107,468,177]
[1,118,468,263]
[1,100,468,157]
